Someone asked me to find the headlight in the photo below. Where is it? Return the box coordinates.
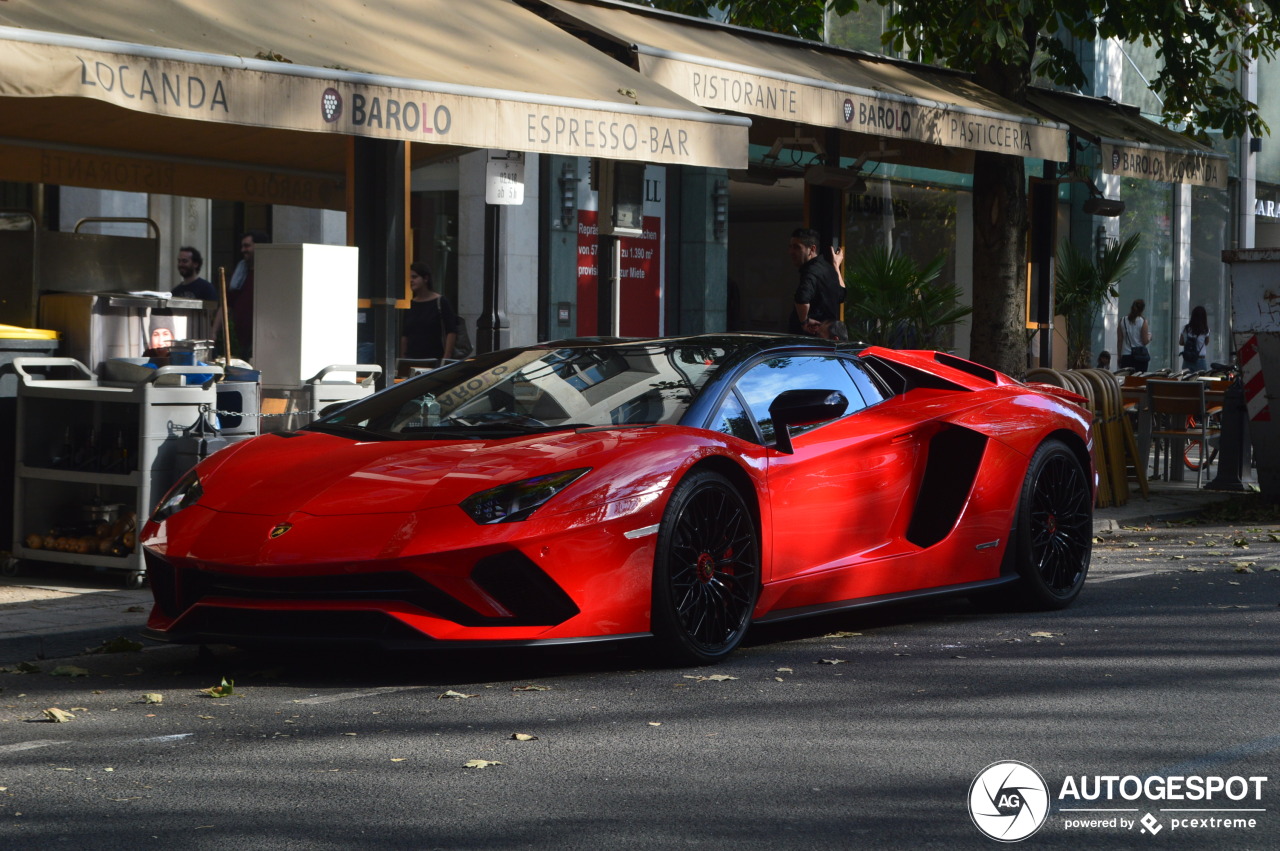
[152,469,203,522]
[461,468,590,524]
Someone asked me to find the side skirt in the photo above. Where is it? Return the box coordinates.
[752,575,1020,625]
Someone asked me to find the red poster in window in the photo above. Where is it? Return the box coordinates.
[576,210,662,337]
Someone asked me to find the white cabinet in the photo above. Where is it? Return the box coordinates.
[253,243,359,390]
[9,357,220,587]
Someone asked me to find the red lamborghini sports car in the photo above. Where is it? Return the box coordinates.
[142,334,1095,665]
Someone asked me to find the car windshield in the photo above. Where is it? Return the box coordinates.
[309,342,732,439]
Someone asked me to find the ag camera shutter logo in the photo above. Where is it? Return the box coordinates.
[969,761,1050,842]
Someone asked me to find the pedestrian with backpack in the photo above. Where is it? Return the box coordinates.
[1179,305,1210,372]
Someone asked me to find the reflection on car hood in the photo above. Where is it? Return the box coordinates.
[197,429,634,516]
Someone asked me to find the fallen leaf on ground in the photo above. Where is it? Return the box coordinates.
[50,665,89,677]
[463,759,502,769]
[1186,566,1207,572]
[776,667,793,673]
[1231,563,1256,572]
[94,637,143,654]
[1265,566,1280,572]
[818,659,847,665]
[438,690,478,699]
[1028,631,1061,638]
[201,678,236,698]
[648,722,662,726]
[43,708,74,723]
[824,631,863,638]
[511,684,551,692]
[683,674,738,681]
[141,693,163,705]
[511,733,538,741]
[15,662,41,674]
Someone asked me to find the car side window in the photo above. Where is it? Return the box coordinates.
[733,356,865,444]
[710,390,758,442]
[843,359,887,405]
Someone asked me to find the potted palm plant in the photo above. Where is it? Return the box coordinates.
[1054,234,1141,369]
[842,245,971,349]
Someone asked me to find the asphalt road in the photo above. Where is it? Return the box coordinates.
[1,519,1277,850]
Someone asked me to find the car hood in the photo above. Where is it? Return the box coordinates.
[195,427,666,517]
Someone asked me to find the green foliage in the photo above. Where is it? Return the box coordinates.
[843,246,970,349]
[1054,233,1140,368]
[640,0,825,39]
[827,0,1279,139]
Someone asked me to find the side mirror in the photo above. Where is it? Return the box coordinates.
[767,389,848,454]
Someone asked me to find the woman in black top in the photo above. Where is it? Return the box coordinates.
[399,262,458,361]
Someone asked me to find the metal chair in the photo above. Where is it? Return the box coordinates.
[1139,379,1221,487]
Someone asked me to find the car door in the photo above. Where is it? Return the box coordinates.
[725,354,925,604]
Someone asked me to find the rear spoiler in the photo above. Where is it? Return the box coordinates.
[1025,383,1090,408]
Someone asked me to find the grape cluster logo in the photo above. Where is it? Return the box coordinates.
[321,87,343,123]
[969,761,1051,842]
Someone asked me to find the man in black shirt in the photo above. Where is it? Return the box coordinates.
[787,227,843,336]
[172,246,216,301]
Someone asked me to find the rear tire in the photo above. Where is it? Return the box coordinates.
[1009,439,1092,609]
[651,470,760,666]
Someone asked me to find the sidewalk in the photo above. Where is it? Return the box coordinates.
[1092,478,1241,533]
[0,478,1249,666]
[0,566,153,665]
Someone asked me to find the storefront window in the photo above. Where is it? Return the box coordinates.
[410,158,460,305]
[1190,185,1231,365]
[842,172,965,350]
[1113,177,1174,370]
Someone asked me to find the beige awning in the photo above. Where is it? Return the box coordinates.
[1027,89,1227,189]
[0,0,748,205]
[531,0,1068,163]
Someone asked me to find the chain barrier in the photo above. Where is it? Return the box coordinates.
[200,403,320,419]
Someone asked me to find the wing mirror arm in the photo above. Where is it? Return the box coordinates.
[767,389,849,454]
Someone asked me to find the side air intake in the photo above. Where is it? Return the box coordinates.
[906,426,988,548]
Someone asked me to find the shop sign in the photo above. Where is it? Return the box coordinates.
[1101,142,1227,189]
[1254,187,1280,221]
[575,163,665,337]
[640,54,1068,161]
[0,39,746,168]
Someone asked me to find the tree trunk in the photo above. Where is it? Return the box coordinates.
[968,149,1028,378]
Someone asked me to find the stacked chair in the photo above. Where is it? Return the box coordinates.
[1026,368,1149,508]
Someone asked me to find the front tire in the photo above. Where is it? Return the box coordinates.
[651,470,760,666]
[1009,439,1092,609]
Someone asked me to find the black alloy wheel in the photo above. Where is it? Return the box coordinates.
[651,470,760,666]
[1012,439,1092,609]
